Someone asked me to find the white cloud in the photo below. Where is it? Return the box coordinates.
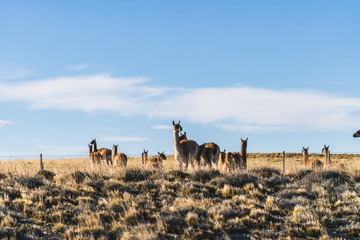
[1,74,360,132]
[67,64,88,71]
[99,137,148,142]
[0,120,13,127]
[150,88,360,132]
[152,125,173,130]
[0,74,169,114]
[0,67,32,80]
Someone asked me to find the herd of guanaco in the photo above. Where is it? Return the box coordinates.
[89,139,166,168]
[88,122,360,171]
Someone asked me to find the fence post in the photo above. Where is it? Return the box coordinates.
[282,151,285,173]
[141,151,144,168]
[40,153,44,170]
[327,150,330,166]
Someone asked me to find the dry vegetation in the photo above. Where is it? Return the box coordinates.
[0,153,359,239]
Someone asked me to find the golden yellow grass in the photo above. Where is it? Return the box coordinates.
[0,153,359,239]
[1,152,359,174]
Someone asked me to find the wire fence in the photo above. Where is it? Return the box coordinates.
[0,153,145,160]
[0,154,87,160]
[0,152,359,161]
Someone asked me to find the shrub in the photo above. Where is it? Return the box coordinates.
[221,185,234,199]
[289,169,312,180]
[318,170,353,186]
[265,175,290,190]
[162,215,185,234]
[250,167,280,178]
[0,172,7,180]
[36,170,56,181]
[15,176,44,189]
[165,170,190,181]
[71,171,90,184]
[305,226,322,238]
[216,172,260,188]
[86,180,104,192]
[53,223,66,234]
[302,170,353,187]
[185,211,200,226]
[190,169,220,182]
[121,169,152,182]
[352,172,360,182]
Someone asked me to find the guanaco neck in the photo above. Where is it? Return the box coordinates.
[173,129,182,154]
[142,152,148,166]
[89,145,92,158]
[303,151,308,165]
[324,149,330,166]
[93,141,98,152]
[113,146,117,157]
[241,142,247,162]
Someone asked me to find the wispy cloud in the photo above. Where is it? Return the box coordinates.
[1,74,360,132]
[67,64,88,71]
[99,137,148,142]
[0,74,168,114]
[0,67,32,81]
[0,120,13,127]
[152,125,173,130]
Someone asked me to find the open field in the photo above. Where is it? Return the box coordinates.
[0,154,359,239]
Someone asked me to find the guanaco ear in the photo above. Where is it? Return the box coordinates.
[172,121,175,126]
[178,120,180,125]
[246,137,248,141]
[306,147,309,150]
[158,151,160,154]
[184,132,186,136]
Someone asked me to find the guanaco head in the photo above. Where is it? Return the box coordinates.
[90,139,96,145]
[172,120,182,133]
[302,147,309,155]
[112,144,118,154]
[322,145,329,154]
[241,138,248,143]
[142,149,148,158]
[158,151,166,160]
[179,132,187,141]
[353,130,360,138]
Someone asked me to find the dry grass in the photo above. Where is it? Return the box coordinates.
[3,152,360,173]
[0,153,358,239]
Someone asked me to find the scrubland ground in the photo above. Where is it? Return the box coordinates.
[0,153,359,239]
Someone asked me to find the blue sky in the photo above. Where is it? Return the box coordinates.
[0,1,360,157]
